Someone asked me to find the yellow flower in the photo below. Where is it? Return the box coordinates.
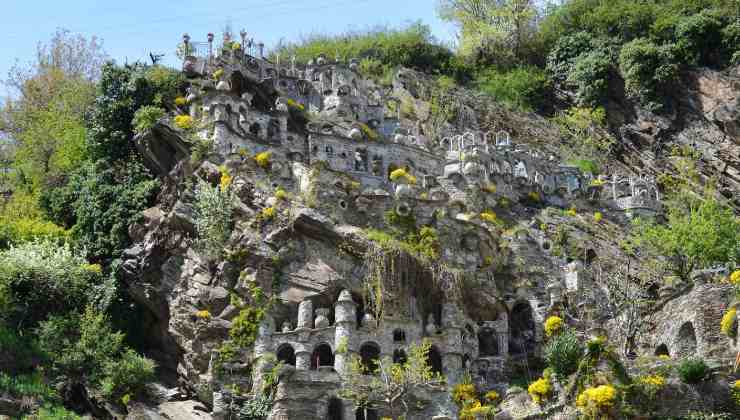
[721,308,737,337]
[254,151,272,169]
[528,191,540,202]
[231,42,241,51]
[480,210,497,224]
[220,173,233,191]
[484,390,499,402]
[174,96,188,106]
[544,316,564,337]
[260,207,276,220]
[658,354,670,360]
[213,68,224,80]
[195,310,211,319]
[576,385,617,414]
[389,168,416,185]
[730,270,740,285]
[174,115,194,130]
[528,377,551,404]
[566,207,577,217]
[482,183,497,193]
[594,212,603,222]
[452,383,477,404]
[274,187,288,201]
[81,264,103,275]
[638,374,666,388]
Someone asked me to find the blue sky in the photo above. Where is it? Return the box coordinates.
[1,0,456,94]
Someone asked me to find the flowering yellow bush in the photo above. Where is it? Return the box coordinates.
[174,115,194,130]
[286,98,305,111]
[452,383,477,404]
[274,187,288,201]
[566,207,577,217]
[175,96,188,106]
[544,316,564,337]
[731,270,740,285]
[590,178,605,186]
[484,390,499,402]
[195,310,211,320]
[480,210,497,224]
[576,385,617,416]
[721,307,737,337]
[219,172,232,191]
[389,168,417,185]
[261,207,276,220]
[359,123,379,141]
[528,191,541,202]
[528,377,551,404]
[213,68,224,80]
[81,263,103,274]
[639,374,666,388]
[658,354,671,361]
[593,212,603,222]
[482,183,497,193]
[254,151,272,169]
[231,42,241,50]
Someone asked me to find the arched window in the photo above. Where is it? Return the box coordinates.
[509,301,535,356]
[355,407,378,420]
[249,122,261,138]
[328,397,343,420]
[677,322,697,357]
[654,344,669,357]
[393,349,407,365]
[478,327,499,357]
[311,343,334,370]
[276,343,296,366]
[393,329,406,343]
[359,342,381,375]
[427,346,443,375]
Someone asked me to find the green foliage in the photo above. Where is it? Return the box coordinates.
[193,179,235,260]
[553,106,612,173]
[677,358,709,384]
[87,63,184,163]
[36,306,155,401]
[273,22,466,79]
[631,197,740,280]
[476,66,549,112]
[567,49,612,106]
[132,106,166,134]
[0,240,101,328]
[238,395,273,420]
[545,328,583,379]
[619,38,678,110]
[24,405,83,420]
[0,372,57,401]
[0,213,69,249]
[674,10,726,66]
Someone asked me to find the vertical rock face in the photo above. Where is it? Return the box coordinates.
[121,42,739,420]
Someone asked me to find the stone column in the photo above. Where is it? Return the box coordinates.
[297,299,314,330]
[295,343,311,370]
[334,289,356,375]
[253,315,275,359]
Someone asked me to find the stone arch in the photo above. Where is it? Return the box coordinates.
[249,122,262,138]
[427,345,443,375]
[393,329,406,343]
[328,397,343,420]
[276,343,296,366]
[509,301,535,356]
[355,407,378,420]
[230,71,245,96]
[311,343,334,370]
[478,327,499,357]
[655,343,670,357]
[359,342,381,375]
[677,322,697,357]
[393,349,407,365]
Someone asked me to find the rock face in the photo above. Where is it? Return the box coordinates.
[120,41,739,420]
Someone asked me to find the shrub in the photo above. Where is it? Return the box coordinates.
[0,216,69,249]
[720,308,737,337]
[731,380,740,406]
[0,240,102,328]
[193,179,235,259]
[260,207,276,221]
[452,383,477,405]
[730,270,740,285]
[480,210,497,224]
[389,168,417,185]
[100,349,156,400]
[132,106,165,134]
[544,316,564,337]
[546,31,595,82]
[476,67,549,112]
[528,377,551,404]
[576,384,617,417]
[174,115,194,130]
[545,328,582,379]
[619,38,678,110]
[274,188,288,201]
[254,152,271,169]
[674,10,725,66]
[484,390,499,402]
[677,358,709,384]
[28,405,83,420]
[195,310,212,320]
[568,49,612,106]
[593,212,603,222]
[637,374,666,399]
[174,96,188,106]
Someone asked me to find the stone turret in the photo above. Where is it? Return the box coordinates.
[441,303,464,384]
[334,290,356,375]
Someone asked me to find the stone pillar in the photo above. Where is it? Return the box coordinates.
[295,343,311,371]
[297,299,314,330]
[253,315,275,358]
[334,289,356,375]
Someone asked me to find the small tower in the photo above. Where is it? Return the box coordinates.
[295,299,314,370]
[334,290,356,375]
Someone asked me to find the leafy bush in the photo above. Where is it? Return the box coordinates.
[619,38,678,110]
[545,328,583,379]
[193,179,235,259]
[546,31,595,82]
[0,216,69,249]
[100,349,156,400]
[24,405,82,420]
[677,358,709,384]
[0,372,57,401]
[544,316,564,337]
[568,49,612,106]
[576,384,618,417]
[132,106,165,134]
[720,308,737,337]
[239,395,273,420]
[674,10,725,66]
[389,168,417,185]
[254,152,271,169]
[527,376,551,404]
[0,240,101,327]
[476,67,549,112]
[173,115,193,130]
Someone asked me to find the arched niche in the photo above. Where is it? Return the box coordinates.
[311,343,334,370]
[677,322,697,357]
[276,343,296,366]
[654,343,669,357]
[478,327,499,357]
[359,342,381,375]
[393,349,407,365]
[427,345,443,375]
[328,397,343,420]
[393,329,406,343]
[509,301,535,356]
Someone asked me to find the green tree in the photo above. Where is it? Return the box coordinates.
[631,196,740,280]
[341,339,446,419]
